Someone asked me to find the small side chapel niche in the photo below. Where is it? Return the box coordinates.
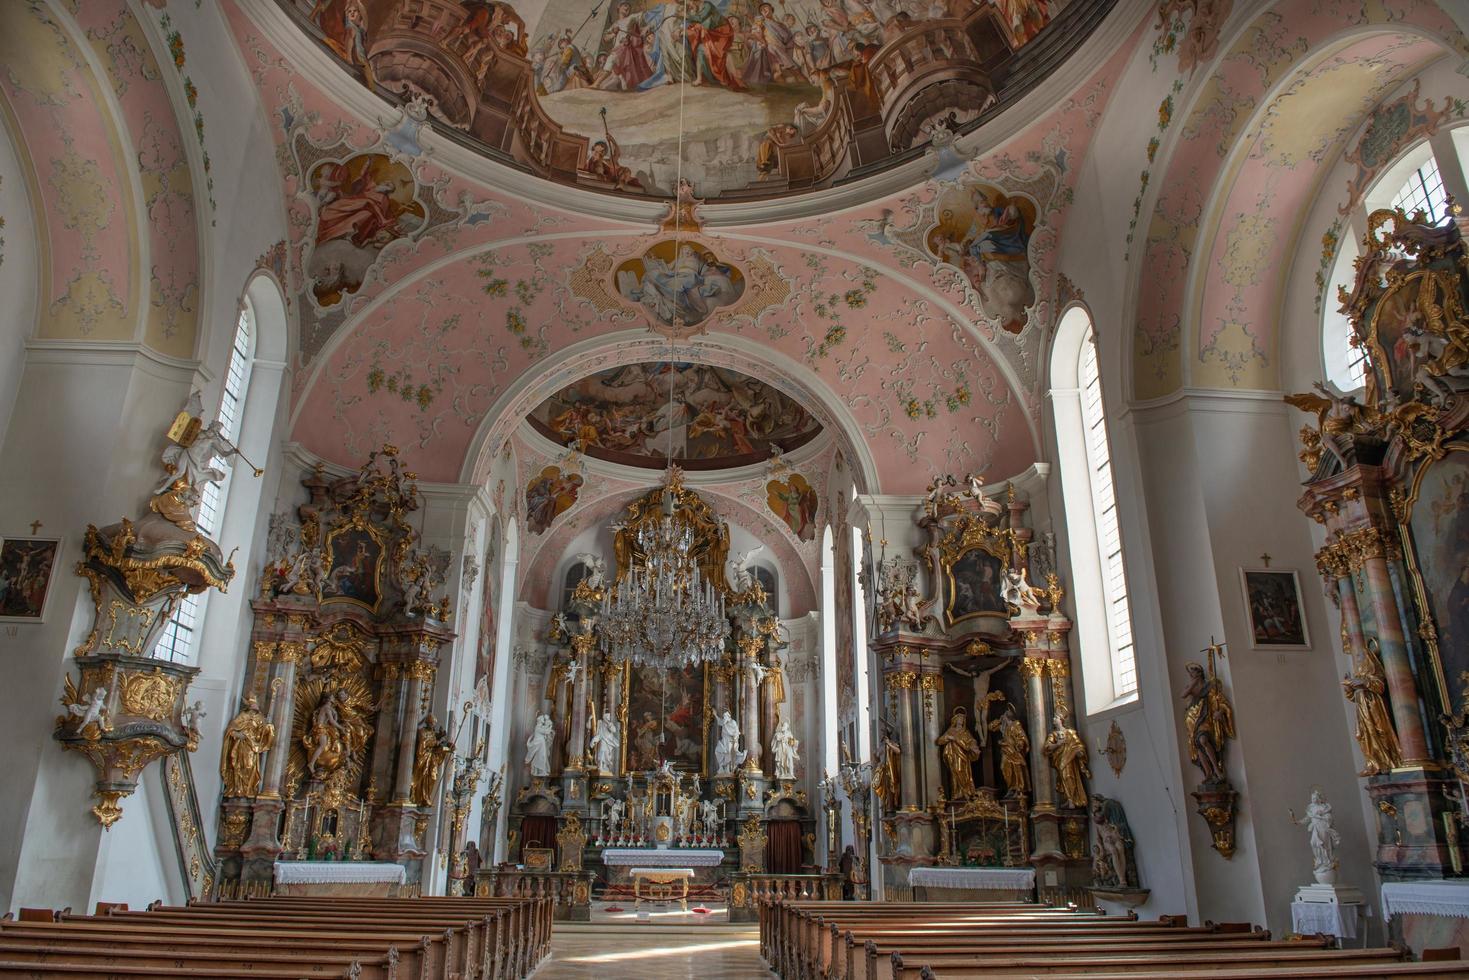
[214,447,456,896]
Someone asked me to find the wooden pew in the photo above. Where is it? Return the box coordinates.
[911,965,1469,980]
[0,895,551,980]
[887,946,1410,980]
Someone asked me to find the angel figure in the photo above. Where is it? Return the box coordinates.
[153,392,252,531]
[605,796,626,830]
[1284,383,1376,468]
[67,686,110,735]
[181,699,206,733]
[727,546,765,593]
[575,553,607,590]
[1001,567,1043,615]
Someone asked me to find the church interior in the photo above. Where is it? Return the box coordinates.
[5,0,1469,975]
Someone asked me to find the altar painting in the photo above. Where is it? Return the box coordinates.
[321,525,385,611]
[944,546,1009,624]
[1405,446,1469,712]
[623,663,707,773]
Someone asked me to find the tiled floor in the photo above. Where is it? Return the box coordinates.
[534,904,774,978]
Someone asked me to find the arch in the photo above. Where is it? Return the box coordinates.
[1129,1,1468,400]
[244,269,292,367]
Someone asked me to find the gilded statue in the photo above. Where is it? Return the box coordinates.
[1342,638,1402,776]
[221,696,275,798]
[989,705,1029,795]
[302,685,372,779]
[411,714,453,805]
[1044,712,1090,808]
[1181,654,1235,786]
[872,728,902,810]
[936,707,981,799]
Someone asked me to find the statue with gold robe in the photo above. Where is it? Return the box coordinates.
[411,714,453,805]
[1044,713,1090,807]
[990,705,1030,794]
[1342,638,1402,776]
[1182,659,1235,785]
[936,707,981,799]
[872,730,901,810]
[221,696,275,798]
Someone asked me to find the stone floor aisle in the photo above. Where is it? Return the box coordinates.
[533,922,775,979]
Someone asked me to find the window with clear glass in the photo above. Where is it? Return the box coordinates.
[1390,157,1449,224]
[155,306,255,663]
[1078,331,1137,699]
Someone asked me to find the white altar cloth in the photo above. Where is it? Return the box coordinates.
[1382,880,1469,919]
[273,861,406,885]
[601,848,724,867]
[1292,900,1362,940]
[909,867,1036,891]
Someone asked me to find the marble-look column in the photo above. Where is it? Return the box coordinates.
[1019,655,1054,810]
[1358,540,1431,763]
[892,671,920,808]
[393,665,430,804]
[739,636,764,773]
[567,634,594,769]
[920,672,944,805]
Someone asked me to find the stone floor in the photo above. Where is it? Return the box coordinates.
[533,903,773,978]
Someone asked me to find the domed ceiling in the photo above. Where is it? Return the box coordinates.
[527,362,821,468]
[279,0,1107,201]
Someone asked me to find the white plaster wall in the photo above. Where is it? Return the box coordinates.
[0,119,39,443]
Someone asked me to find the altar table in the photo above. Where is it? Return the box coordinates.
[601,848,724,867]
[631,867,695,910]
[908,866,1035,902]
[273,860,406,897]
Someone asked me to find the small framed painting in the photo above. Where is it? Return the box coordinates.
[1239,568,1311,649]
[0,536,62,623]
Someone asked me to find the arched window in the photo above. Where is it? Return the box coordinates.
[752,564,779,615]
[1051,307,1137,712]
[155,303,255,663]
[850,525,871,760]
[1323,138,1464,390]
[560,560,591,611]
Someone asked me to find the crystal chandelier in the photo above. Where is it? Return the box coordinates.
[597,472,730,669]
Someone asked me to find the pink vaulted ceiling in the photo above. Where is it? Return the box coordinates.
[228,0,1142,493]
[290,233,1033,494]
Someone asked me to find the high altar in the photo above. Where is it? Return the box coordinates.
[497,474,818,910]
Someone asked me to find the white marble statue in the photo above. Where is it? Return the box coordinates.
[772,720,800,781]
[575,553,607,589]
[157,392,245,497]
[605,797,626,830]
[715,710,747,775]
[181,699,206,731]
[1001,566,1043,615]
[590,711,621,774]
[1290,788,1341,884]
[68,687,110,732]
[727,546,765,593]
[526,713,555,777]
[700,798,721,832]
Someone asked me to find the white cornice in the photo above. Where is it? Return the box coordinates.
[237,0,1151,226]
[24,338,206,380]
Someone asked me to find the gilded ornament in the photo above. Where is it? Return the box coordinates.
[1100,720,1127,777]
[220,696,275,798]
[1343,638,1403,776]
[1044,715,1090,809]
[119,667,180,721]
[936,707,982,799]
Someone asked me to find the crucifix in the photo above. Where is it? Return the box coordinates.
[28,520,42,535]
[1259,553,1272,568]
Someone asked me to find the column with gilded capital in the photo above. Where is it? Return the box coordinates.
[1018,653,1054,812]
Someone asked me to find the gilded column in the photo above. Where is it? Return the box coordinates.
[1349,527,1431,762]
[567,633,594,770]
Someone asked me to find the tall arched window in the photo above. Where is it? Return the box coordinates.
[850,525,871,760]
[155,303,255,663]
[1051,307,1137,713]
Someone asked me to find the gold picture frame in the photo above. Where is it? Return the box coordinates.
[942,544,1011,626]
[320,518,386,613]
[621,662,711,777]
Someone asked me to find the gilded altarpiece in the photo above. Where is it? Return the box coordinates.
[867,480,1092,902]
[1291,208,1469,880]
[214,448,456,895]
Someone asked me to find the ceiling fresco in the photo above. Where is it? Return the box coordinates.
[527,362,823,469]
[276,0,1105,202]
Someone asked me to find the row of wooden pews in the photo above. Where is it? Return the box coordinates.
[762,899,1469,980]
[0,895,551,979]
